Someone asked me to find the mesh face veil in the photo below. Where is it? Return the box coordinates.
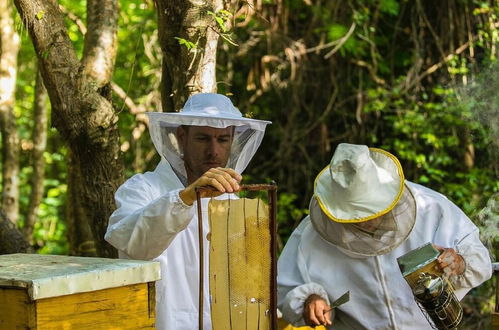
[146,94,271,185]
[310,185,417,258]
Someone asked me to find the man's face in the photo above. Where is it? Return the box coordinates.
[352,211,397,235]
[354,217,383,233]
[178,125,234,183]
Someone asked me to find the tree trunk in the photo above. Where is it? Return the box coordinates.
[66,148,100,256]
[0,210,32,254]
[82,0,119,88]
[0,0,20,224]
[24,69,48,244]
[14,0,122,257]
[154,0,224,110]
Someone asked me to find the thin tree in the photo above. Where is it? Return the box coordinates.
[14,0,122,257]
[154,0,224,110]
[0,0,21,224]
[24,68,48,243]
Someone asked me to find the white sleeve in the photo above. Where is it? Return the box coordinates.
[432,196,492,299]
[104,175,194,260]
[277,220,330,325]
[453,228,492,297]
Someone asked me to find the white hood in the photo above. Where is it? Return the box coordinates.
[146,93,271,185]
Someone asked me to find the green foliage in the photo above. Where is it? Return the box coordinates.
[33,179,69,254]
[208,10,228,33]
[113,0,161,175]
[208,9,238,46]
[11,0,162,256]
[379,0,399,16]
[276,192,308,246]
[365,83,498,213]
[175,37,197,50]
[7,0,498,324]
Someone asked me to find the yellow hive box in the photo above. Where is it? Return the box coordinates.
[0,253,160,329]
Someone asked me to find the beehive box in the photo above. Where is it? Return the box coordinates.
[0,253,160,329]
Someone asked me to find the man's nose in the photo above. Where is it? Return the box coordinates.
[207,140,220,156]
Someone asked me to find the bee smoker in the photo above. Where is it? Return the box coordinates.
[397,243,463,330]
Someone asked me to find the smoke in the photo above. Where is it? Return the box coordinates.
[476,193,498,261]
[456,61,499,173]
[454,62,499,260]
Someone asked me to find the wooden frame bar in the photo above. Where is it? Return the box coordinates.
[195,183,278,330]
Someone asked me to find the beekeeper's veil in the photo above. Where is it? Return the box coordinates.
[310,143,417,257]
[146,93,271,185]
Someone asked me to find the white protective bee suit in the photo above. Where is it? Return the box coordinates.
[277,144,492,330]
[105,93,270,330]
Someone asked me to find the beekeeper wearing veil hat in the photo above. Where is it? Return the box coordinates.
[277,143,491,329]
[105,93,271,330]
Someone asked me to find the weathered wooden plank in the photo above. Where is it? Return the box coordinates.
[36,283,155,329]
[492,312,499,328]
[259,301,270,329]
[228,198,248,328]
[209,199,231,330]
[209,198,271,330]
[0,287,36,329]
[251,200,271,329]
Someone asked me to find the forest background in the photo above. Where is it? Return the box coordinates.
[0,0,497,327]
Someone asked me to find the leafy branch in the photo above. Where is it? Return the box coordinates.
[174,37,197,50]
[207,9,238,46]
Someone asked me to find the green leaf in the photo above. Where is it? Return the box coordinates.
[380,0,399,16]
[327,24,347,42]
[208,10,228,32]
[47,187,61,198]
[174,37,197,50]
[36,11,45,20]
[218,9,232,17]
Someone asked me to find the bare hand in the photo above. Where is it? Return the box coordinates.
[179,167,242,205]
[303,294,333,327]
[434,245,466,276]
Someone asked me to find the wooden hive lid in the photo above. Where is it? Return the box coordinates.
[0,253,161,300]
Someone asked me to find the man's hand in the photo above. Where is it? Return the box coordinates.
[434,245,466,276]
[179,167,242,206]
[303,294,333,327]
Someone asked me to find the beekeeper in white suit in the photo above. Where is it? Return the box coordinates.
[277,143,492,329]
[105,93,270,330]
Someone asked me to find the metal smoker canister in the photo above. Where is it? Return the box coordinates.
[412,272,463,329]
[397,243,463,330]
